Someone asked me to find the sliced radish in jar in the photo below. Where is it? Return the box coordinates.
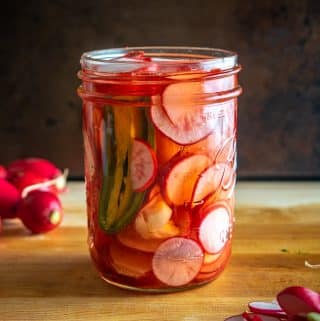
[192,163,226,206]
[197,241,232,276]
[134,193,179,239]
[248,301,286,318]
[198,204,231,254]
[150,81,232,145]
[117,225,162,253]
[163,154,211,206]
[277,286,320,317]
[172,207,192,237]
[150,104,214,145]
[130,138,157,192]
[109,241,153,278]
[152,237,203,286]
[155,128,222,166]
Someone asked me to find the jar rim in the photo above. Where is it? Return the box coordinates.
[80,46,238,74]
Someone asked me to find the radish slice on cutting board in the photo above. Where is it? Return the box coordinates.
[224,313,283,321]
[277,286,320,317]
[152,237,203,286]
[248,301,286,318]
[130,138,157,192]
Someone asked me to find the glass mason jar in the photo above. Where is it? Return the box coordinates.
[78,47,242,292]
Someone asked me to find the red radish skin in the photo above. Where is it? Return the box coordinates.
[198,204,231,254]
[0,179,21,219]
[7,158,66,193]
[277,286,320,318]
[10,171,47,192]
[162,154,211,206]
[243,312,282,321]
[0,165,7,179]
[248,302,286,318]
[130,139,158,192]
[7,158,60,179]
[152,237,204,287]
[224,314,282,321]
[18,190,63,234]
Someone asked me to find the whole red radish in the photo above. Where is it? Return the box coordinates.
[18,190,63,234]
[0,179,21,219]
[0,165,7,179]
[10,171,47,192]
[7,158,66,194]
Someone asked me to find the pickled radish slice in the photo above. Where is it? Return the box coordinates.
[192,163,225,206]
[277,286,320,317]
[248,302,285,318]
[199,205,230,254]
[155,129,222,166]
[150,104,213,145]
[130,138,157,192]
[172,207,192,237]
[162,82,204,123]
[117,225,163,252]
[109,241,152,278]
[135,193,179,239]
[152,237,203,286]
[163,154,211,206]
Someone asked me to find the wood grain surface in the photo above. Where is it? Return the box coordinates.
[0,182,319,321]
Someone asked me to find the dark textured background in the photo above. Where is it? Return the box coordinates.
[1,0,320,178]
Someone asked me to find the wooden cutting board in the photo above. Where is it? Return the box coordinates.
[1,182,319,321]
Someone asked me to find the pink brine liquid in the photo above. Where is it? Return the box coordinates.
[78,48,242,292]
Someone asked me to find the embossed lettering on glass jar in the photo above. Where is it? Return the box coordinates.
[78,47,242,292]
